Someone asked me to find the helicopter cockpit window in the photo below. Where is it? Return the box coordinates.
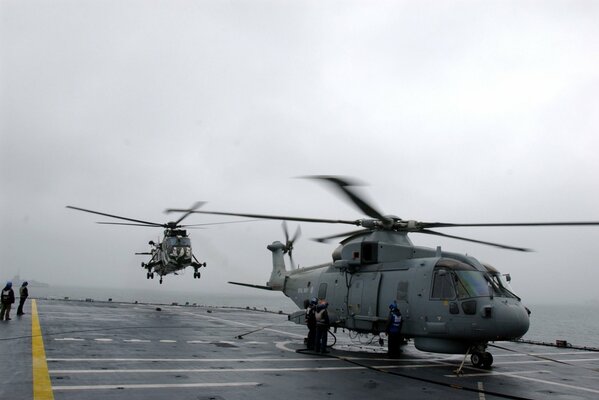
[166,237,192,258]
[488,273,518,299]
[453,270,489,298]
[481,263,519,299]
[171,246,191,258]
[433,259,495,299]
[431,270,456,300]
[166,237,191,246]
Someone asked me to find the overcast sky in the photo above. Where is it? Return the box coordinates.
[1,1,598,305]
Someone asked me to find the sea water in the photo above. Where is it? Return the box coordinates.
[524,303,599,348]
[30,286,599,349]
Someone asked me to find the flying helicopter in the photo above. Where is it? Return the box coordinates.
[167,176,599,368]
[67,203,217,284]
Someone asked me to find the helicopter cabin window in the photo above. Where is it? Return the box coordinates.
[318,283,327,300]
[431,269,456,300]
[361,242,378,264]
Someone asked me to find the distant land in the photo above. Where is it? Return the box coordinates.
[4,275,49,288]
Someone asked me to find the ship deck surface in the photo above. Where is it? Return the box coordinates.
[1,299,598,400]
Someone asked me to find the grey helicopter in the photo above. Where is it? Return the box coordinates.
[67,203,215,284]
[167,176,599,368]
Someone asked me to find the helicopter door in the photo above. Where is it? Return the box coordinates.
[349,273,382,331]
[348,278,363,322]
[423,268,457,334]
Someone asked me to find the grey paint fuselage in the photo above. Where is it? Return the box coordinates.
[270,231,530,354]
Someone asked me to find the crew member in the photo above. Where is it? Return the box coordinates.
[1,282,15,321]
[16,281,29,316]
[314,300,330,354]
[386,302,403,358]
[305,297,317,350]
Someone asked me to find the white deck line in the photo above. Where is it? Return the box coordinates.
[52,382,260,391]
[50,366,366,374]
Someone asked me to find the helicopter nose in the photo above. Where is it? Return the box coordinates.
[494,301,530,339]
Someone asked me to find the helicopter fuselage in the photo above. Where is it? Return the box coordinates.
[271,232,530,355]
[169,176,597,367]
[142,230,206,283]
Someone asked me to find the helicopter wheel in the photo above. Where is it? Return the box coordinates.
[471,352,493,368]
[159,277,163,284]
[194,272,201,279]
[471,352,484,368]
[482,352,493,368]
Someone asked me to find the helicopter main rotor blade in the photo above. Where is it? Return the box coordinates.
[304,175,390,223]
[420,221,599,229]
[312,228,373,243]
[66,206,164,227]
[173,201,206,225]
[419,229,532,252]
[180,219,261,227]
[165,209,359,225]
[96,222,163,227]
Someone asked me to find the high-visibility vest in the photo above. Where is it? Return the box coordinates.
[389,313,402,333]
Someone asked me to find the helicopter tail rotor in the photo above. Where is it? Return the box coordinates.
[282,221,301,269]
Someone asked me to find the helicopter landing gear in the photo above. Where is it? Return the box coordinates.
[192,260,206,280]
[456,344,494,374]
[471,351,493,368]
[146,272,154,279]
[159,276,163,284]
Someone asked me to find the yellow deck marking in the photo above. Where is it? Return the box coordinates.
[32,300,54,400]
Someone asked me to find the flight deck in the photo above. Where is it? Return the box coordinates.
[2,299,598,400]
